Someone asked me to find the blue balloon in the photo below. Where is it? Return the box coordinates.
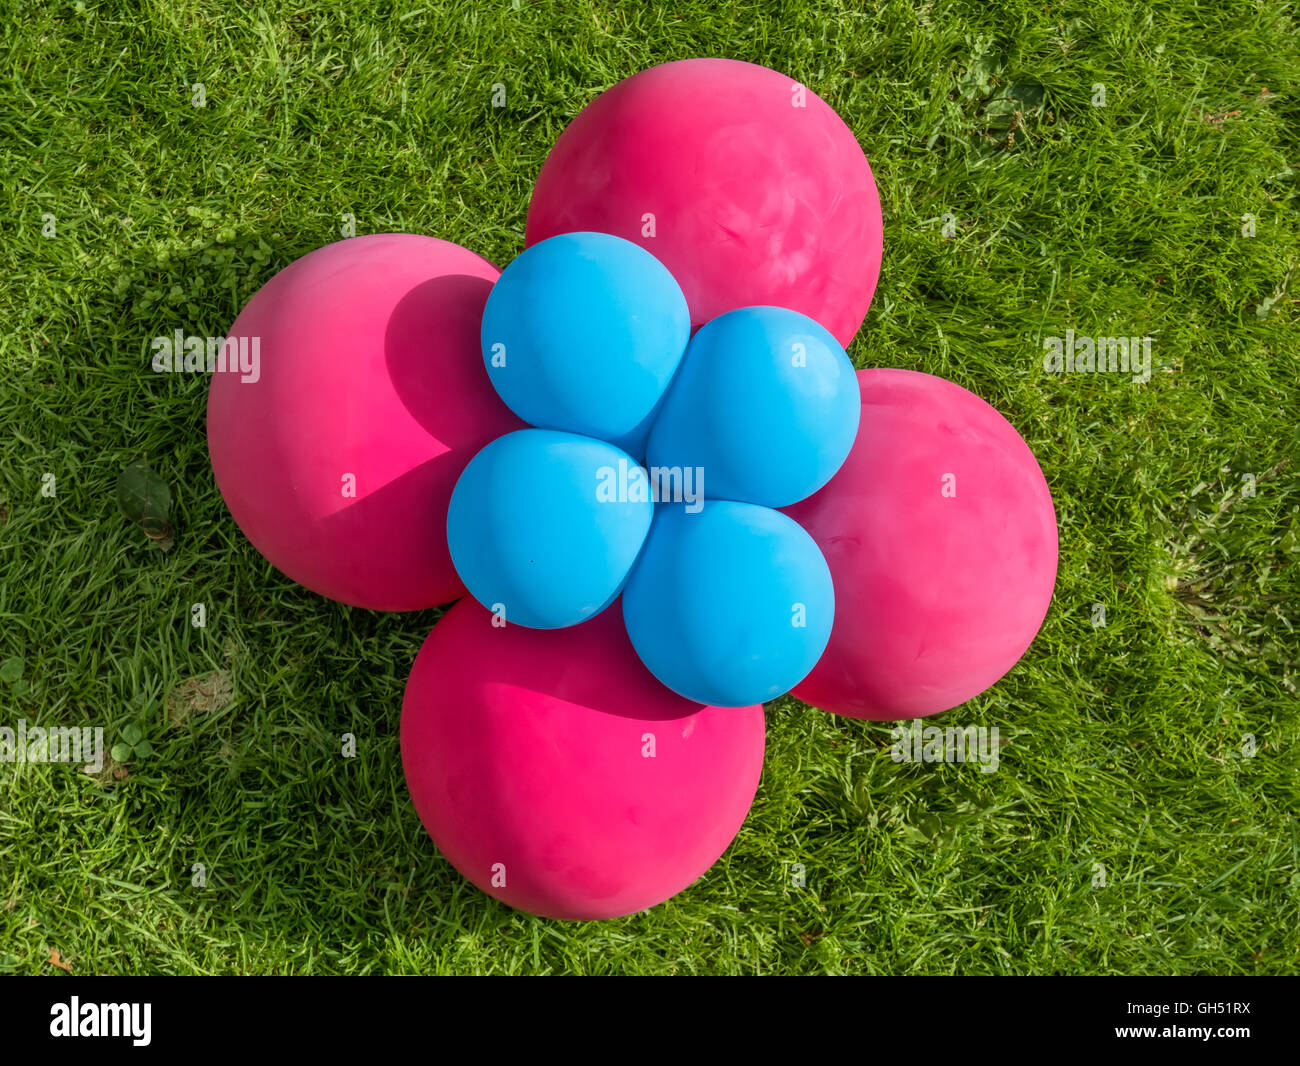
[622,500,834,706]
[481,232,691,458]
[645,305,860,507]
[447,429,654,629]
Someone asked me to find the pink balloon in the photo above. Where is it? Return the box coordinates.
[525,58,883,348]
[207,234,523,610]
[786,369,1058,720]
[401,599,765,920]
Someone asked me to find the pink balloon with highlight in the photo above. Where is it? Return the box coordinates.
[207,234,523,610]
[526,58,883,348]
[786,369,1058,721]
[401,599,765,920]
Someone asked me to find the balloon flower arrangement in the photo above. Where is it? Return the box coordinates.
[207,59,1058,920]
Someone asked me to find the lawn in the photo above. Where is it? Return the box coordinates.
[1,0,1297,975]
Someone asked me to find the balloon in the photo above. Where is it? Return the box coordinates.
[447,428,653,629]
[206,234,522,610]
[646,306,860,508]
[481,231,690,458]
[401,599,765,920]
[622,501,833,706]
[785,369,1058,720]
[526,58,883,348]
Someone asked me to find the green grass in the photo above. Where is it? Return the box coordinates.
[2,0,1298,975]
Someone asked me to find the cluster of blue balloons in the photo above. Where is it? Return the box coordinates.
[447,232,860,707]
